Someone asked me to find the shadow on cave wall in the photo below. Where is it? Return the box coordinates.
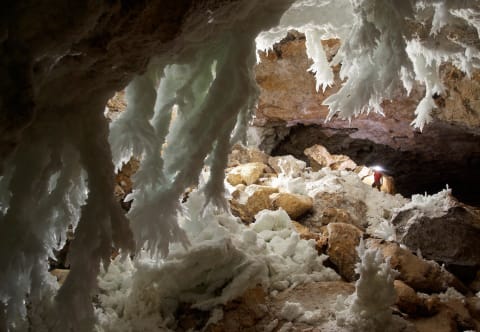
[272,124,480,206]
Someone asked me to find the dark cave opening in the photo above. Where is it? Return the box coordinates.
[271,123,480,206]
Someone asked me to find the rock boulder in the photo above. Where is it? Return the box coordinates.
[304,144,357,171]
[394,206,480,267]
[229,185,278,223]
[270,192,313,220]
[326,223,363,282]
[226,162,268,186]
[369,240,467,294]
[303,192,367,231]
[227,144,270,167]
[268,155,306,177]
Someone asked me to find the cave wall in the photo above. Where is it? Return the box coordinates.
[254,33,480,204]
[0,0,204,163]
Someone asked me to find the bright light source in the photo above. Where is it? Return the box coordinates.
[371,165,385,172]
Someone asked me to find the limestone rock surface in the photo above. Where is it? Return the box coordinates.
[369,240,467,294]
[394,280,439,317]
[270,192,313,220]
[304,144,357,171]
[227,144,270,167]
[206,282,355,332]
[393,205,480,267]
[326,223,363,282]
[411,297,480,332]
[268,155,306,177]
[303,192,367,231]
[226,162,268,186]
[230,185,278,223]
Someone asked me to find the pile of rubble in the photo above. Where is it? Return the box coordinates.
[209,144,480,332]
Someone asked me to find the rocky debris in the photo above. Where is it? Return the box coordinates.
[394,280,439,317]
[442,296,480,331]
[108,145,480,330]
[326,223,363,282]
[268,281,355,331]
[229,185,313,223]
[291,221,328,252]
[229,185,278,223]
[226,162,268,186]
[304,144,357,171]
[270,192,313,220]
[205,287,269,332]
[291,221,316,240]
[369,240,467,294]
[227,144,270,167]
[274,121,480,206]
[393,205,480,267]
[206,282,355,332]
[411,296,480,332]
[302,192,367,231]
[268,155,306,177]
[411,306,460,332]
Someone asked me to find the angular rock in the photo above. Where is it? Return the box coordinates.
[291,221,316,241]
[270,192,313,220]
[303,192,367,231]
[326,223,363,282]
[226,162,268,186]
[229,185,278,223]
[411,295,480,332]
[411,307,459,332]
[304,144,357,171]
[394,206,480,267]
[208,287,269,332]
[442,297,480,331]
[369,239,467,294]
[394,280,439,317]
[227,143,270,167]
[268,281,355,331]
[322,207,355,225]
[268,155,306,177]
[207,281,355,332]
[291,221,327,252]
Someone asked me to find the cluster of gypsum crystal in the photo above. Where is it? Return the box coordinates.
[0,0,295,330]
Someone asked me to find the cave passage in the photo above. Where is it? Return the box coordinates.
[272,123,480,206]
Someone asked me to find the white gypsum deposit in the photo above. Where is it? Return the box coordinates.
[1,1,480,331]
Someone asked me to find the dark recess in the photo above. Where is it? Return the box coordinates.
[272,124,480,206]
